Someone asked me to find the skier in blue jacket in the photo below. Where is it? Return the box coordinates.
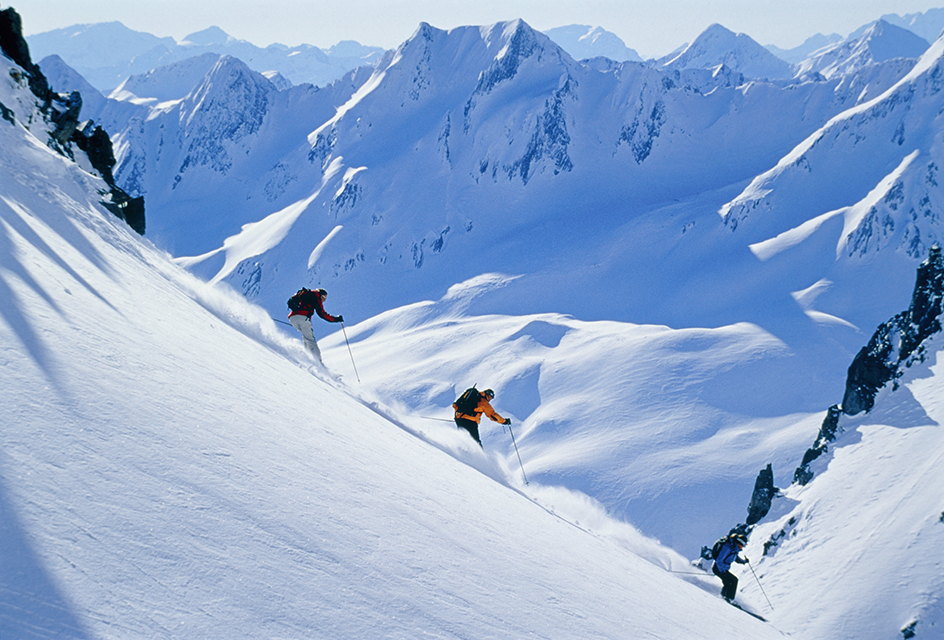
[713,533,749,602]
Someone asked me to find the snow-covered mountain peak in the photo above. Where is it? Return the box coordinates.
[542,24,642,62]
[471,20,574,96]
[660,23,795,79]
[862,18,933,61]
[185,54,274,115]
[796,18,930,79]
[55,11,920,328]
[109,52,223,103]
[181,25,235,47]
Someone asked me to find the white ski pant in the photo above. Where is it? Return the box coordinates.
[289,314,322,362]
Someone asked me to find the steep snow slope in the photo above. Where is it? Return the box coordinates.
[1,51,782,640]
[107,52,223,103]
[324,243,944,640]
[41,24,939,552]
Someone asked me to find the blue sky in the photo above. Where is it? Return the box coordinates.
[9,0,944,58]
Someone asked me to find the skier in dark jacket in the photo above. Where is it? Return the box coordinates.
[713,533,749,602]
[288,288,343,362]
[453,388,510,447]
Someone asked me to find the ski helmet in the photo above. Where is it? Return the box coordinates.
[483,389,495,399]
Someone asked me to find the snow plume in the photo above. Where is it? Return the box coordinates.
[172,270,313,365]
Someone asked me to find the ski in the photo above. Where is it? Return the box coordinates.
[725,599,767,622]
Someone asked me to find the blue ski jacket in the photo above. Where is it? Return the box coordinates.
[714,540,747,573]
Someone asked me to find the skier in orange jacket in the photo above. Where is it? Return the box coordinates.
[453,388,510,447]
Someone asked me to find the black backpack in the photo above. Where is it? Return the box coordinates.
[287,288,311,312]
[710,536,730,560]
[454,387,481,415]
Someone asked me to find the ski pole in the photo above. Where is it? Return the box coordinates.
[340,322,360,382]
[418,416,455,422]
[746,560,773,611]
[507,422,528,485]
[272,317,292,327]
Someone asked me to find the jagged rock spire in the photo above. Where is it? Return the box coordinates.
[843,244,944,415]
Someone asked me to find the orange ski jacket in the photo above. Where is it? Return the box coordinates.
[453,396,506,424]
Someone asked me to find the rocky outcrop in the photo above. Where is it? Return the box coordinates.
[72,121,116,183]
[0,7,49,100]
[100,187,146,236]
[746,463,777,524]
[0,7,144,235]
[842,244,944,415]
[48,90,81,147]
[793,405,842,485]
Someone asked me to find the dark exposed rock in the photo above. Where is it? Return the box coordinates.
[793,404,842,485]
[902,620,917,639]
[101,187,146,236]
[762,516,796,556]
[49,90,82,146]
[0,7,50,101]
[0,7,145,235]
[746,463,777,525]
[73,121,116,184]
[714,245,944,554]
[842,244,944,415]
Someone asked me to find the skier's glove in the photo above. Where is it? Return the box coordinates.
[335,315,344,323]
[504,418,512,425]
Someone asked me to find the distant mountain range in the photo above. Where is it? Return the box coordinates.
[27,21,385,90]
[29,11,942,95]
